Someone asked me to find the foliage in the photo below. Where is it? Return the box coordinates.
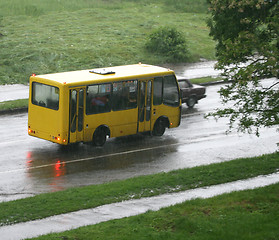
[145,26,189,62]
[206,0,279,136]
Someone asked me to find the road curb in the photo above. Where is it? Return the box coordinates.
[0,107,28,115]
[199,80,232,86]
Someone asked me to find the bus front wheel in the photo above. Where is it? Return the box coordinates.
[93,128,107,146]
[152,118,166,136]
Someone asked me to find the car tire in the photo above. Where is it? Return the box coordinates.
[186,96,196,108]
[93,128,107,146]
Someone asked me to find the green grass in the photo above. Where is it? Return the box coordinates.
[0,0,215,84]
[35,183,279,240]
[0,0,209,16]
[0,152,278,227]
[190,76,223,84]
[0,99,28,111]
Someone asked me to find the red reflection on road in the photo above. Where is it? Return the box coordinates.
[26,152,33,168]
[54,160,66,177]
[25,152,67,192]
[50,159,67,192]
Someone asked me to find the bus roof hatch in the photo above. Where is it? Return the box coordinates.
[89,69,115,75]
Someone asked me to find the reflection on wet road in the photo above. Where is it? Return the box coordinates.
[24,133,182,192]
[0,81,278,202]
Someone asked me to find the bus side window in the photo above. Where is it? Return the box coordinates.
[112,80,137,111]
[86,84,111,115]
[153,77,163,105]
[126,80,137,109]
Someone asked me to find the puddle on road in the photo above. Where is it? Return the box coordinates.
[1,172,278,240]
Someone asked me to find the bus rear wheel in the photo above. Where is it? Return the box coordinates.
[93,128,107,146]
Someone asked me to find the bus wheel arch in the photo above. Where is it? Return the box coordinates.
[92,125,110,146]
[152,116,169,136]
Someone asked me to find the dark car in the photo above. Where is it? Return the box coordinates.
[177,77,206,108]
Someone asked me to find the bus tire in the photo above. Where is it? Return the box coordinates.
[93,128,107,146]
[152,118,167,136]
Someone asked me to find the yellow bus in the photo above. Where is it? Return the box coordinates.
[28,63,181,146]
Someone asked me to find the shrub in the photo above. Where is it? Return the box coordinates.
[145,26,189,62]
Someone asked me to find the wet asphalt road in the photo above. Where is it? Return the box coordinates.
[0,81,278,202]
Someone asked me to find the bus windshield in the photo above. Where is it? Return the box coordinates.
[32,82,59,110]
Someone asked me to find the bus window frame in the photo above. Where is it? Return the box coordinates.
[86,83,112,115]
[112,80,138,112]
[162,75,180,107]
[31,82,60,111]
[153,76,163,106]
[85,79,138,115]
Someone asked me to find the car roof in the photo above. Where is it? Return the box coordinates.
[177,76,189,81]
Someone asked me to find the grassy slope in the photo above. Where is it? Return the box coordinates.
[0,0,215,84]
[36,183,279,240]
[0,99,29,111]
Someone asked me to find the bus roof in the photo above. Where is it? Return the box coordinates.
[33,64,174,86]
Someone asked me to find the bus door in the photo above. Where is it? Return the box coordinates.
[138,80,152,132]
[69,88,85,143]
